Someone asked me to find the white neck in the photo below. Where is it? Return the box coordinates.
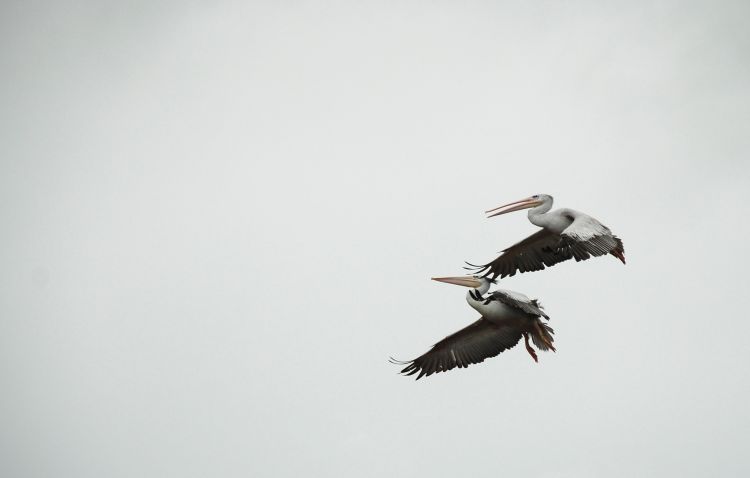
[527,197,554,228]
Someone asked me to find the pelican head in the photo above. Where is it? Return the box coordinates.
[432,275,494,295]
[485,194,553,218]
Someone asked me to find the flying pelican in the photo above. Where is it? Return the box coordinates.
[391,276,555,380]
[467,194,625,279]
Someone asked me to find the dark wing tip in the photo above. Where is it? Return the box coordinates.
[464,261,499,279]
[388,356,410,365]
[463,261,486,271]
[389,356,424,378]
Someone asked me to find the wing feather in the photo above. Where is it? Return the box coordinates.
[483,289,549,319]
[559,214,625,262]
[467,213,625,279]
[396,318,523,379]
[466,229,573,279]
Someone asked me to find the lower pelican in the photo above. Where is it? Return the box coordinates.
[391,276,555,379]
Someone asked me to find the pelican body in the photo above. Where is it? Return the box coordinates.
[392,276,555,380]
[468,194,625,279]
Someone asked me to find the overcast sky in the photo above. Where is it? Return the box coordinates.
[2,1,749,477]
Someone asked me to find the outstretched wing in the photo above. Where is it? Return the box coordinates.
[467,214,625,279]
[466,229,573,279]
[484,289,549,319]
[393,318,523,380]
[559,213,625,263]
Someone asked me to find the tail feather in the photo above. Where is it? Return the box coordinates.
[531,321,556,352]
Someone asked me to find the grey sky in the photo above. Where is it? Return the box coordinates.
[1,1,749,477]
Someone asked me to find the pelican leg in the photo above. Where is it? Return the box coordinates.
[611,249,626,264]
[523,333,538,363]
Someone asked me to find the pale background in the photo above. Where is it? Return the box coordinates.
[2,1,749,477]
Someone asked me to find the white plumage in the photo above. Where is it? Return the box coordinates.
[468,194,625,279]
[391,276,554,380]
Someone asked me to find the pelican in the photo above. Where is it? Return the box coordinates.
[391,276,555,379]
[467,194,625,279]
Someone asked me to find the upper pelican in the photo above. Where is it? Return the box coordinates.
[467,194,625,279]
[392,275,555,380]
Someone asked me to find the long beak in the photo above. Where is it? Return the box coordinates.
[485,196,543,218]
[431,276,483,288]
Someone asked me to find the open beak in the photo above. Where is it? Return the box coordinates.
[485,196,543,218]
[431,276,483,288]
